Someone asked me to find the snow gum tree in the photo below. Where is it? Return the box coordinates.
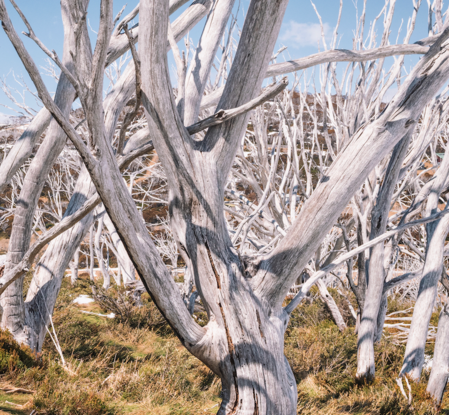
[2,0,449,412]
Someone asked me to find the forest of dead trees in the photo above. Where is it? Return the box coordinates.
[2,0,449,414]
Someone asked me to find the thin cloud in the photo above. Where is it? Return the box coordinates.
[281,21,332,49]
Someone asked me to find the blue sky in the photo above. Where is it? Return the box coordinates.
[0,0,434,116]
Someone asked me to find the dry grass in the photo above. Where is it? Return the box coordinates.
[0,276,447,414]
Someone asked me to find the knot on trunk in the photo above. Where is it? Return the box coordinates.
[240,255,259,278]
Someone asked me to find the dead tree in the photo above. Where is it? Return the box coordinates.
[2,0,449,413]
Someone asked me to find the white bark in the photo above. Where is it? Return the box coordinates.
[401,126,449,380]
[103,214,135,284]
[400,215,449,380]
[0,0,91,338]
[3,0,449,412]
[356,132,412,382]
[69,248,80,285]
[254,27,449,310]
[316,279,347,331]
[183,0,236,125]
[427,305,449,404]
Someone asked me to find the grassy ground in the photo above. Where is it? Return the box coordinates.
[0,277,447,414]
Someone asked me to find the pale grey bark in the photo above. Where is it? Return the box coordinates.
[0,0,91,339]
[22,165,97,350]
[266,44,429,79]
[1,0,206,354]
[374,294,388,343]
[89,224,95,280]
[0,0,209,197]
[69,248,80,285]
[187,78,287,134]
[4,0,449,412]
[169,0,191,14]
[254,27,449,311]
[13,136,153,351]
[0,139,154,306]
[199,42,433,112]
[95,215,111,289]
[0,108,51,194]
[427,304,449,404]
[284,210,449,314]
[316,279,347,331]
[400,215,449,380]
[103,214,135,284]
[105,0,213,67]
[16,54,147,350]
[183,0,236,125]
[0,40,150,350]
[401,126,449,380]
[356,132,412,382]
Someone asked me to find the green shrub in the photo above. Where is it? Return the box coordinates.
[0,327,37,373]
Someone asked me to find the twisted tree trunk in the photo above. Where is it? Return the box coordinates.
[5,0,449,412]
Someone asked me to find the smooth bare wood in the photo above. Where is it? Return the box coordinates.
[0,0,91,338]
[356,132,412,382]
[427,305,449,404]
[183,0,236,125]
[187,78,288,135]
[254,27,449,310]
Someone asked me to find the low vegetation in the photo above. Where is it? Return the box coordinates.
[0,275,445,414]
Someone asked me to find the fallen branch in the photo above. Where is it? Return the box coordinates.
[5,399,32,409]
[80,310,115,319]
[0,386,35,394]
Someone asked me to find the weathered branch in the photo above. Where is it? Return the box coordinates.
[0,0,208,194]
[117,25,142,155]
[383,269,423,293]
[183,0,236,125]
[105,0,213,67]
[0,0,95,166]
[0,138,154,297]
[255,25,449,308]
[187,78,288,135]
[266,44,429,78]
[284,208,449,314]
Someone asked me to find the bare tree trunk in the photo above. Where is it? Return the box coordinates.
[20,124,150,351]
[0,0,91,338]
[374,293,388,343]
[89,224,95,281]
[316,279,347,331]
[69,248,80,285]
[21,166,96,350]
[400,215,449,380]
[0,0,211,338]
[0,0,210,335]
[103,214,135,284]
[356,133,411,382]
[5,0,449,412]
[401,131,449,380]
[427,304,449,405]
[0,109,51,193]
[356,243,385,382]
[139,1,296,411]
[94,215,111,290]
